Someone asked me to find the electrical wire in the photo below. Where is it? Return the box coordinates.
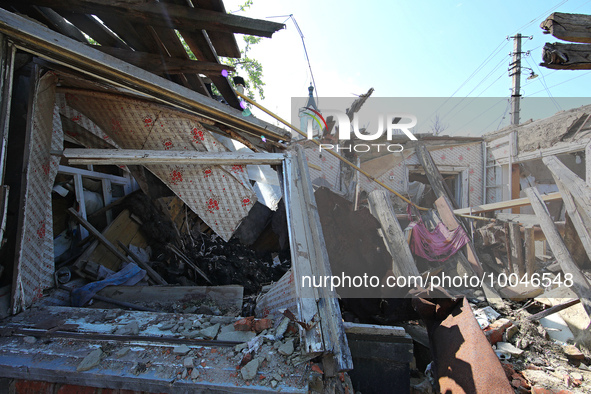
[266,14,318,103]
[525,57,561,110]
[524,71,591,96]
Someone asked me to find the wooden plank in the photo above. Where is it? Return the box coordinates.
[89,212,145,270]
[24,0,285,38]
[93,14,151,52]
[564,212,591,269]
[146,25,210,96]
[543,155,591,265]
[166,244,212,284]
[434,197,484,276]
[511,164,520,213]
[29,5,88,42]
[63,148,286,165]
[11,65,40,314]
[57,12,130,49]
[524,226,537,278]
[0,186,8,250]
[117,241,167,285]
[541,42,591,70]
[415,144,458,209]
[454,192,563,215]
[0,35,15,184]
[527,298,581,321]
[98,285,243,315]
[541,12,591,44]
[292,145,353,372]
[495,213,540,226]
[0,9,290,142]
[524,187,591,319]
[368,189,420,277]
[415,143,485,276]
[188,0,240,58]
[461,168,469,208]
[67,208,139,271]
[508,222,525,276]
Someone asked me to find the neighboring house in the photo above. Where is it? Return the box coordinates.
[483,104,591,217]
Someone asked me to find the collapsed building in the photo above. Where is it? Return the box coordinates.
[0,2,590,394]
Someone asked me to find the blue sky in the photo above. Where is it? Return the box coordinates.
[224,0,591,135]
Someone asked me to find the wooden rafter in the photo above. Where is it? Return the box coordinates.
[20,0,285,38]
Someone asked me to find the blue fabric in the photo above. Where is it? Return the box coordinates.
[71,263,146,306]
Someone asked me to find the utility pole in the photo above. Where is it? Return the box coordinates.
[509,34,522,126]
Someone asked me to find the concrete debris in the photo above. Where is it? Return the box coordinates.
[496,341,524,356]
[240,358,260,381]
[173,345,191,355]
[199,323,220,339]
[77,348,103,372]
[217,324,256,342]
[114,347,130,358]
[277,339,295,356]
[114,320,140,335]
[23,336,37,345]
[190,368,200,379]
[274,317,289,340]
[158,321,175,331]
[183,357,194,368]
[563,344,585,360]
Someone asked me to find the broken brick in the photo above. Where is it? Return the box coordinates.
[484,318,512,345]
[240,352,253,367]
[562,344,585,360]
[234,316,255,331]
[311,363,324,375]
[253,318,272,333]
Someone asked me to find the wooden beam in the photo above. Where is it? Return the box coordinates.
[434,197,484,276]
[0,9,290,143]
[416,143,483,276]
[540,12,591,44]
[58,12,131,49]
[93,46,234,75]
[495,213,540,226]
[23,0,285,38]
[508,222,525,276]
[0,35,15,184]
[524,226,537,278]
[541,42,591,70]
[0,186,8,250]
[415,144,458,209]
[63,148,286,165]
[524,187,591,319]
[511,164,521,213]
[454,192,563,215]
[117,241,167,286]
[368,190,419,278]
[67,207,132,265]
[543,155,591,265]
[285,146,353,372]
[173,0,240,58]
[527,298,581,321]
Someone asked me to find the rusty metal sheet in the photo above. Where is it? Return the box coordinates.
[413,294,513,393]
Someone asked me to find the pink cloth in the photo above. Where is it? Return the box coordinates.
[409,220,470,262]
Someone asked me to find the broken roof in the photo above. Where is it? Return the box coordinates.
[484,103,591,153]
[0,1,289,150]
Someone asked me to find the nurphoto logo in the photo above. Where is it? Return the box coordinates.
[301,107,418,153]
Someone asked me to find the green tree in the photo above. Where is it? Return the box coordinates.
[221,35,265,101]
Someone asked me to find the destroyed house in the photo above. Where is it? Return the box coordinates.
[0,2,360,392]
[1,2,591,393]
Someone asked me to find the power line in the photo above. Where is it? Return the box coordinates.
[267,14,318,101]
[525,57,561,110]
[524,70,591,96]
